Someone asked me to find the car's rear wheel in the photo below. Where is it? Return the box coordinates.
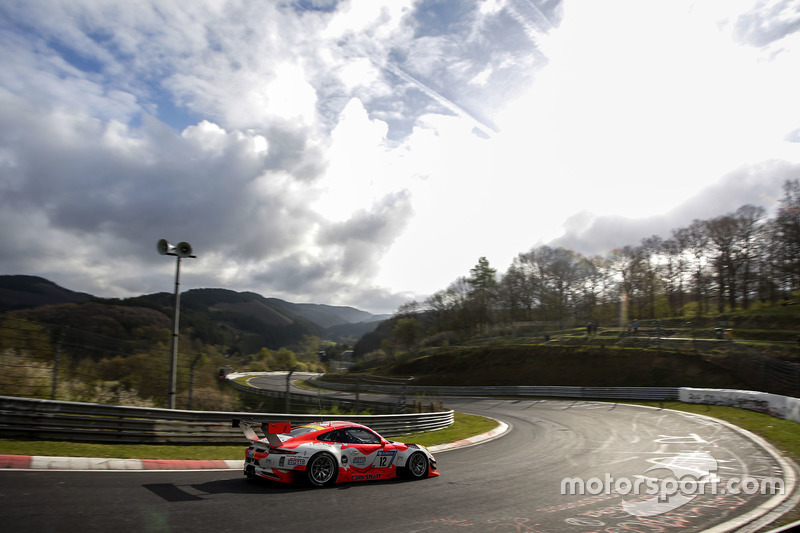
[306,453,337,487]
[405,451,428,479]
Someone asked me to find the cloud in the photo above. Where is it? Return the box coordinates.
[1,0,799,316]
[0,1,431,310]
[733,0,800,49]
[549,161,799,257]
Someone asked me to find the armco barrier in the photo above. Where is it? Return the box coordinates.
[225,376,401,413]
[3,385,796,446]
[0,396,454,444]
[312,378,800,424]
[308,379,680,401]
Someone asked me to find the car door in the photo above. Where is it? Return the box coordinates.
[345,427,401,472]
[338,427,381,467]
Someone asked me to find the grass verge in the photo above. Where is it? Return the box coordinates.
[392,411,498,448]
[0,412,496,460]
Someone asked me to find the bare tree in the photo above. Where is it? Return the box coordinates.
[772,179,800,292]
[684,219,711,315]
[498,260,538,322]
[735,205,766,309]
[662,230,690,315]
[640,236,664,319]
[706,214,740,312]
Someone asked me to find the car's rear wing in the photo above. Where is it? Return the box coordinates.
[232,419,292,447]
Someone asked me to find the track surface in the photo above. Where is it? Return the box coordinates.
[1,396,796,532]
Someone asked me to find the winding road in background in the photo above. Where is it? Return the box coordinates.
[0,375,797,532]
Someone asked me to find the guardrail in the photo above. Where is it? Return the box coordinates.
[311,377,800,423]
[3,384,795,446]
[0,396,454,445]
[225,376,403,413]
[308,378,680,401]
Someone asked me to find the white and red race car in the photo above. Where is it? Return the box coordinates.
[233,419,439,486]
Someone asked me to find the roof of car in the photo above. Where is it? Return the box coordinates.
[298,420,364,430]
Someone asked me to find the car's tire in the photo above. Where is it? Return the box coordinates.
[405,451,429,479]
[306,453,337,487]
[244,464,259,482]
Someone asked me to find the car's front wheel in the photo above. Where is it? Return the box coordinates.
[306,453,337,487]
[405,451,429,479]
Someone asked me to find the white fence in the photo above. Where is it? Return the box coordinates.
[680,388,800,424]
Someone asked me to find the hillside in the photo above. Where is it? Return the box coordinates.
[376,345,749,389]
[0,277,392,409]
[0,276,92,313]
[0,276,387,352]
[348,301,800,397]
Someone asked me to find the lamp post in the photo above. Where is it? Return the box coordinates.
[285,366,298,413]
[157,239,196,409]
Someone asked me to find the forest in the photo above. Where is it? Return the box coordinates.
[394,179,800,336]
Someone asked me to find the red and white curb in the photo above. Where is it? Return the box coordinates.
[0,455,243,471]
[0,419,509,470]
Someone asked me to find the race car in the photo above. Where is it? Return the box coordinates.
[233,419,438,486]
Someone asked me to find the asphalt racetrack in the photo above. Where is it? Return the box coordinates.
[1,393,797,532]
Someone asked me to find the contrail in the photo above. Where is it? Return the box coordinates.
[504,0,554,50]
[291,0,501,138]
[379,59,497,138]
[519,0,554,29]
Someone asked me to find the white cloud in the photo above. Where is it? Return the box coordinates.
[0,0,798,314]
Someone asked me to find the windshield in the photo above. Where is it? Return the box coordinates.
[288,424,328,438]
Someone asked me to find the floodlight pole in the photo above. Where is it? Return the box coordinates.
[158,239,195,410]
[168,255,182,410]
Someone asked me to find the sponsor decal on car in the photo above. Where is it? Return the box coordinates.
[352,456,367,466]
[351,473,385,481]
[375,450,397,468]
[287,457,305,466]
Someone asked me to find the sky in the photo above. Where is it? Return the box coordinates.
[1,0,799,314]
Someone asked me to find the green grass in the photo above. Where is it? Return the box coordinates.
[392,412,498,447]
[0,412,497,460]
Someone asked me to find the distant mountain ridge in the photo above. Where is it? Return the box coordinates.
[0,275,92,313]
[266,298,382,328]
[0,275,390,349]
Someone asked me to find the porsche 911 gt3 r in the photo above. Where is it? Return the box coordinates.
[233,419,438,486]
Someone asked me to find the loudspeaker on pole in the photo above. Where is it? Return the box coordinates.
[157,239,174,255]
